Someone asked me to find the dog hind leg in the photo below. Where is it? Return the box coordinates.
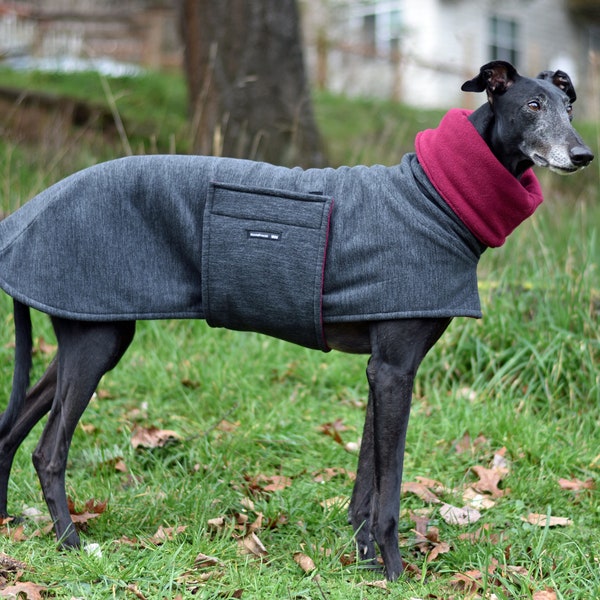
[0,358,58,519]
[32,318,135,548]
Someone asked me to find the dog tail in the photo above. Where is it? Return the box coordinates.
[0,300,33,436]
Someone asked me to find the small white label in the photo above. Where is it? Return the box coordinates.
[248,230,281,241]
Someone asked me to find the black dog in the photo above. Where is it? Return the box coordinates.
[0,61,593,580]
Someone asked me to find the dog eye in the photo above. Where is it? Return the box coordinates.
[566,105,573,115]
[527,100,541,111]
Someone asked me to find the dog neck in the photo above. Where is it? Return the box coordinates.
[415,109,544,248]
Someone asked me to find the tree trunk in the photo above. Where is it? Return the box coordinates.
[180,0,326,167]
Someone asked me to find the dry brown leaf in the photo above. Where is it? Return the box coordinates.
[0,522,27,543]
[0,581,46,599]
[126,583,148,600]
[237,532,267,557]
[449,569,484,593]
[36,337,57,355]
[558,477,595,492]
[68,498,107,526]
[216,419,240,433]
[131,425,181,449]
[415,475,448,491]
[533,589,558,600]
[462,486,496,509]
[207,516,227,532]
[358,579,387,590]
[440,502,481,526]
[319,419,351,447]
[319,495,348,510]
[409,511,430,538]
[243,473,293,496]
[312,467,355,483]
[0,553,28,575]
[522,513,572,527]
[293,552,317,573]
[454,432,488,454]
[150,525,187,544]
[114,459,128,473]
[471,465,509,497]
[427,540,451,561]
[492,447,510,470]
[402,480,441,504]
[193,553,224,569]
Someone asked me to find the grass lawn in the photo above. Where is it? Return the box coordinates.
[0,68,599,599]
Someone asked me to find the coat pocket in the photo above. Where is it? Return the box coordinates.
[202,182,333,350]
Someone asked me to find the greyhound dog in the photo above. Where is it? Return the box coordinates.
[0,61,593,580]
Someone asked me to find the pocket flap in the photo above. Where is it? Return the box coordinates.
[201,182,333,351]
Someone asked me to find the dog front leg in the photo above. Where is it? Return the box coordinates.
[362,318,451,580]
[348,384,377,565]
[367,356,413,580]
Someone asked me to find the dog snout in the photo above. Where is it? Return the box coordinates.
[569,145,594,167]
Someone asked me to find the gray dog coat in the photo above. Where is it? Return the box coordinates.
[0,110,543,351]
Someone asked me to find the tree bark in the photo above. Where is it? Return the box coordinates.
[180,0,326,167]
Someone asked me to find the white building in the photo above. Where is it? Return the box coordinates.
[301,0,600,116]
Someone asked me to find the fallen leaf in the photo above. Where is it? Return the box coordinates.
[358,579,387,590]
[409,511,430,538]
[312,467,355,483]
[68,498,107,526]
[126,583,148,600]
[522,513,573,527]
[319,495,349,510]
[558,477,595,492]
[131,425,181,449]
[114,459,129,473]
[149,525,187,544]
[462,486,496,509]
[0,582,46,599]
[402,480,441,504]
[427,540,451,561]
[440,503,481,526]
[0,553,28,574]
[454,432,488,454]
[492,447,510,470]
[237,532,267,558]
[193,553,224,569]
[216,419,240,433]
[471,465,509,497]
[36,337,57,355]
[319,419,350,446]
[207,516,227,533]
[533,590,558,600]
[293,552,316,573]
[449,569,484,593]
[242,473,293,496]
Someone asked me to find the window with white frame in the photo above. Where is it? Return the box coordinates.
[489,15,520,64]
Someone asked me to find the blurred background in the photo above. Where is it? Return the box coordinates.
[0,1,599,185]
[2,1,599,110]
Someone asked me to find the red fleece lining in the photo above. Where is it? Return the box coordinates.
[415,109,544,247]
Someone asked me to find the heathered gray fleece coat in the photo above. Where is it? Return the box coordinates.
[0,110,543,351]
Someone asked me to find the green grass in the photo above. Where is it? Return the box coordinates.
[0,68,599,599]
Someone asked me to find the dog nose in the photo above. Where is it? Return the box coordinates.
[570,146,594,167]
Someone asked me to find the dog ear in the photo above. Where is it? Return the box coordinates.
[537,69,577,103]
[461,61,520,96]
